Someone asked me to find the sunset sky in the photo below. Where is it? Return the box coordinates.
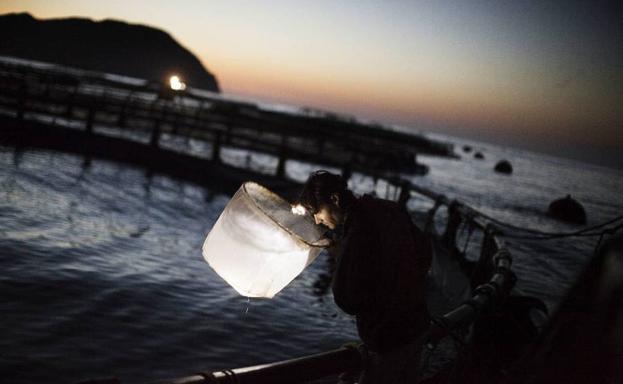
[2,1,621,168]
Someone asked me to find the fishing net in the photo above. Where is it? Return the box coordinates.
[203,182,324,298]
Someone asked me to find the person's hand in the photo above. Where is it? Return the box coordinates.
[313,237,333,248]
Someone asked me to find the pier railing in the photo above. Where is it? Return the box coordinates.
[0,57,454,179]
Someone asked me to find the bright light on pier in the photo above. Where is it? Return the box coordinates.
[169,75,186,91]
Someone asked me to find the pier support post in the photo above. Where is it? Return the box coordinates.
[397,180,411,207]
[341,166,352,182]
[17,84,26,121]
[66,99,74,119]
[276,148,286,179]
[212,132,222,163]
[150,119,161,147]
[317,139,325,155]
[117,101,128,128]
[86,107,95,134]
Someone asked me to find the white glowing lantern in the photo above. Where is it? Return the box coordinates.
[202,182,323,298]
[169,75,186,91]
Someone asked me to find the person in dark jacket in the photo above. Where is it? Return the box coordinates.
[297,170,432,383]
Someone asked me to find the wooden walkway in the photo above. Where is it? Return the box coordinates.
[0,58,454,182]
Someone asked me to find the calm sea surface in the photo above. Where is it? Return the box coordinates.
[1,134,622,383]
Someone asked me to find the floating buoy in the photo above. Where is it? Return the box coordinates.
[548,195,587,224]
[474,152,484,160]
[494,160,513,174]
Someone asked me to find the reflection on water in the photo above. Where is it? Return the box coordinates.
[0,146,356,383]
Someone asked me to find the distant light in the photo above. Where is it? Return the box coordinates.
[291,204,307,216]
[169,75,186,91]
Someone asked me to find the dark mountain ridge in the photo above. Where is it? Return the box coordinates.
[0,12,219,91]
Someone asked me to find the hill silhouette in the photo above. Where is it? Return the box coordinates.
[0,12,219,91]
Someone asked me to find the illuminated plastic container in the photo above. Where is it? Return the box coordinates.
[203,182,323,298]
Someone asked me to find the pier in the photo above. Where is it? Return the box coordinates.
[0,57,454,188]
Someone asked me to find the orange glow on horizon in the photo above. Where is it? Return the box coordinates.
[2,0,621,162]
[208,52,621,146]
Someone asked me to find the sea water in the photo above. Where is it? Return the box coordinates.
[1,135,621,383]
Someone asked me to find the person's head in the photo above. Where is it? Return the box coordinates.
[297,170,355,230]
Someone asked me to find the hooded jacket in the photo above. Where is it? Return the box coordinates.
[331,194,432,353]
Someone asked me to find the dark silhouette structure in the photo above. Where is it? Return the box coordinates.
[507,236,623,384]
[494,160,513,174]
[0,12,219,91]
[547,195,587,224]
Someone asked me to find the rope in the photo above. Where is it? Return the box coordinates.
[594,232,606,256]
[412,184,622,265]
[407,183,622,241]
[501,219,623,240]
[468,206,623,238]
[454,200,623,240]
